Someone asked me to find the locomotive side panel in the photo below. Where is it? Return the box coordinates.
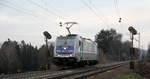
[81,39,98,60]
[74,38,83,62]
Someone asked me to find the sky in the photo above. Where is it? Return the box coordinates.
[0,0,150,49]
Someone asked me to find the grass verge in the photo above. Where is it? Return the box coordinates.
[117,73,144,79]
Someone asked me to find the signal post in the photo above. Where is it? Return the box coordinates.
[128,26,137,70]
[43,31,52,69]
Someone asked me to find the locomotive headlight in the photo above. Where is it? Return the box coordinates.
[69,54,73,56]
[56,54,59,56]
[63,47,67,50]
[56,54,62,56]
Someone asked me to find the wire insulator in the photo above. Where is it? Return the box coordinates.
[119,18,122,23]
[59,22,62,27]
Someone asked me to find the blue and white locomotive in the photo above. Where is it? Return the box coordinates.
[53,34,98,66]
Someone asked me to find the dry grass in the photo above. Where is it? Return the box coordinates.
[117,73,143,79]
[87,64,132,79]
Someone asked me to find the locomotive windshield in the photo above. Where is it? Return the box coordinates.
[56,38,75,46]
[55,37,75,54]
[55,36,76,54]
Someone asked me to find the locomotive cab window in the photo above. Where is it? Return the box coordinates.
[56,39,75,46]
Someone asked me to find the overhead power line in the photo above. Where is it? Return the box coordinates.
[87,0,113,25]
[5,0,34,13]
[41,0,70,18]
[26,0,65,19]
[4,0,63,20]
[82,0,102,20]
[81,0,110,27]
[0,0,59,28]
[114,0,120,17]
[114,0,122,23]
[0,1,37,18]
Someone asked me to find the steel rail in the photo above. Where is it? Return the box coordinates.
[0,61,129,79]
[38,61,128,79]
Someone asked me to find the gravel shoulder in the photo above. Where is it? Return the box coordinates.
[87,63,143,79]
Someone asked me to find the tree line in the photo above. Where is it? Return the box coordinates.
[147,44,150,59]
[0,39,54,74]
[95,28,140,62]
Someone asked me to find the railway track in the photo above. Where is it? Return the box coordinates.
[0,61,129,79]
[45,61,128,79]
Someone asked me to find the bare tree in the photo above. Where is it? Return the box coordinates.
[0,39,22,73]
[95,29,132,62]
